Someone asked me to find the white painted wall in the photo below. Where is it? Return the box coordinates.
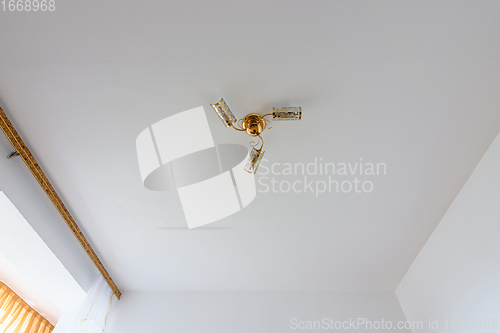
[396,133,500,332]
[0,129,98,292]
[108,291,410,332]
[0,192,86,317]
[53,309,79,333]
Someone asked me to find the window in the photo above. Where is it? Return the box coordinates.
[0,281,54,333]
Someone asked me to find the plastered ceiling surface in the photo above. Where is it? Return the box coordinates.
[0,0,499,291]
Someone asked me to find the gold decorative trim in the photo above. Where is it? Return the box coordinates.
[272,107,302,121]
[244,148,265,174]
[0,106,121,300]
[211,98,237,127]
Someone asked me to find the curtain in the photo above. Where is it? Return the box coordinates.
[68,276,117,333]
[0,281,54,333]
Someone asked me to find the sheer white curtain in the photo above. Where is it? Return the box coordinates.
[68,276,117,333]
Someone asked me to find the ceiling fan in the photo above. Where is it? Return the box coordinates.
[211,98,302,174]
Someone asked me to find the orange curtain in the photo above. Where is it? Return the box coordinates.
[0,281,54,333]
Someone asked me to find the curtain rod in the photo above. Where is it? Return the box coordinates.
[0,106,121,300]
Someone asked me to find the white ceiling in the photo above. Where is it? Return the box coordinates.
[0,0,499,292]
